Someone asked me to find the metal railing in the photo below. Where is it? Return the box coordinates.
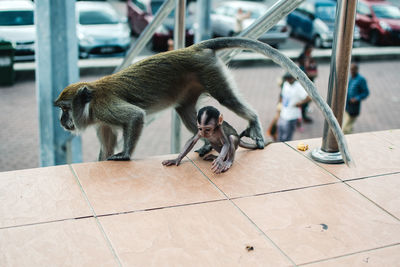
[115,0,356,164]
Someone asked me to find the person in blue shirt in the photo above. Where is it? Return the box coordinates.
[342,63,369,134]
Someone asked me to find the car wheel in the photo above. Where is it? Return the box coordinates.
[370,30,380,46]
[314,35,323,48]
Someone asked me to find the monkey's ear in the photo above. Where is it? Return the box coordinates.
[76,86,93,104]
[218,114,223,125]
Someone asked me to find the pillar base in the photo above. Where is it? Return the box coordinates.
[311,148,344,164]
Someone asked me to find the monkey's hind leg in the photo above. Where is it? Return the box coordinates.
[205,64,265,148]
[97,124,117,161]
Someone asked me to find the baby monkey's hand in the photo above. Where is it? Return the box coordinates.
[162,159,181,166]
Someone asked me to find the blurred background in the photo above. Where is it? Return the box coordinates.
[0,0,399,172]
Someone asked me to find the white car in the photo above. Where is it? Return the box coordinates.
[0,0,35,61]
[76,1,131,58]
[211,0,290,48]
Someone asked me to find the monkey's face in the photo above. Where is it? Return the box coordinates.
[197,122,215,138]
[56,102,76,131]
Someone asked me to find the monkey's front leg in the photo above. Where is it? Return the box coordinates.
[211,142,233,174]
[162,135,200,166]
[107,106,145,161]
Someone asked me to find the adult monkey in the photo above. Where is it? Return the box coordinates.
[54,37,352,165]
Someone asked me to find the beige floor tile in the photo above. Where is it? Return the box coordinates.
[348,173,400,219]
[234,183,400,265]
[188,143,337,198]
[0,218,117,267]
[287,132,400,180]
[303,245,400,267]
[72,156,225,215]
[0,165,92,228]
[99,201,293,267]
[371,129,400,146]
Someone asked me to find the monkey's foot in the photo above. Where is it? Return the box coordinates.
[107,152,131,161]
[203,154,218,161]
[195,144,213,157]
[240,126,265,149]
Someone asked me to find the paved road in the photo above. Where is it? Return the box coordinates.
[1,59,399,172]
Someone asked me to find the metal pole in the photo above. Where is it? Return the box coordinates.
[220,0,304,63]
[311,0,357,164]
[35,0,81,166]
[170,0,186,153]
[114,0,175,73]
[195,0,211,43]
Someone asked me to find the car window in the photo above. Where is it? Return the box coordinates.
[133,0,147,12]
[372,5,400,19]
[302,2,315,15]
[79,10,119,25]
[316,4,336,21]
[215,6,226,15]
[226,7,237,17]
[357,2,371,16]
[0,10,34,26]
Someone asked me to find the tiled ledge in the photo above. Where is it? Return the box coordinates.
[1,130,399,266]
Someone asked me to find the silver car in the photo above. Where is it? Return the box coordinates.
[77,1,131,58]
[0,0,35,61]
[210,1,289,48]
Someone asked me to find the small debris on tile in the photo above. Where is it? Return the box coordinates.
[320,223,328,231]
[297,142,309,151]
[245,245,254,252]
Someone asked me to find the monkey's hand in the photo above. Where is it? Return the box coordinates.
[211,159,232,174]
[107,152,131,161]
[162,159,181,166]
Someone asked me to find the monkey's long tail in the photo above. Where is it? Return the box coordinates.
[196,37,353,166]
[239,139,273,150]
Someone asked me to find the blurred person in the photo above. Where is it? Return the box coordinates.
[277,73,311,142]
[235,8,251,34]
[342,63,369,134]
[297,43,317,123]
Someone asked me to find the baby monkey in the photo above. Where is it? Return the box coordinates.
[162,106,270,174]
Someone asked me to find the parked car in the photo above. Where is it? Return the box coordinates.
[356,0,400,45]
[210,1,289,48]
[77,1,131,58]
[127,0,194,51]
[0,0,35,61]
[287,0,361,48]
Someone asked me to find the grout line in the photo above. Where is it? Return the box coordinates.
[95,198,228,218]
[283,142,345,183]
[188,157,298,267]
[0,216,94,230]
[285,143,400,221]
[297,242,400,266]
[344,182,400,222]
[68,165,123,267]
[229,181,340,201]
[343,171,400,182]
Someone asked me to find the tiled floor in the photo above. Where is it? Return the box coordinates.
[1,130,399,266]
